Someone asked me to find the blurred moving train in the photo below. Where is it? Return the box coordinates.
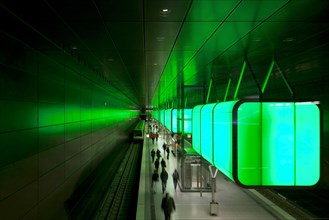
[133,120,145,143]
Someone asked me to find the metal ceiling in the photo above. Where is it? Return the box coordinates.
[1,0,329,109]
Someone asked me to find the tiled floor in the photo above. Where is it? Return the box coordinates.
[136,126,295,220]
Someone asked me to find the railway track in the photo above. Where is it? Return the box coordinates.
[257,188,329,219]
[94,143,142,220]
[274,188,329,219]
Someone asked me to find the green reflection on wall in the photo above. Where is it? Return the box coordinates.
[38,105,138,136]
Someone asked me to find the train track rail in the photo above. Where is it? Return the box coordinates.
[274,188,329,219]
[94,143,142,220]
[257,188,329,219]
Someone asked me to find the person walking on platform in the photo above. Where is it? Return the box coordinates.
[156,149,161,160]
[154,158,160,171]
[151,148,155,162]
[155,133,159,142]
[161,193,176,220]
[151,133,156,144]
[166,146,170,160]
[161,158,166,169]
[152,170,159,193]
[160,169,168,194]
[172,169,179,191]
[162,142,167,153]
[155,125,159,142]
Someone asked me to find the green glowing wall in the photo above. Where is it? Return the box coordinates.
[0,35,139,219]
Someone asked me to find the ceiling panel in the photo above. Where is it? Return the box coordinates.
[1,0,329,109]
[185,0,240,22]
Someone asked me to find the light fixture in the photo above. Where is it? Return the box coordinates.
[156,36,165,42]
[283,37,295,42]
[160,8,171,16]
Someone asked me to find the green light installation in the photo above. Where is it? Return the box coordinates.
[192,105,202,155]
[172,109,192,133]
[213,101,238,181]
[192,99,320,187]
[200,103,217,164]
[172,109,178,133]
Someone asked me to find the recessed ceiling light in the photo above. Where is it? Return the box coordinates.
[71,46,78,50]
[160,8,171,16]
[283,37,295,42]
[156,36,165,42]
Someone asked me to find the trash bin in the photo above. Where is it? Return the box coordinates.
[210,201,219,215]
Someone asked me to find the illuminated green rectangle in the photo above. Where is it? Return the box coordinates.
[172,109,192,133]
[200,103,217,164]
[172,109,178,133]
[192,105,202,154]
[236,102,261,185]
[193,99,320,187]
[295,102,320,185]
[182,109,192,133]
[213,101,238,181]
[262,102,295,185]
[234,100,320,187]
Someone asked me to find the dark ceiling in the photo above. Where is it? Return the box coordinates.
[1,0,329,109]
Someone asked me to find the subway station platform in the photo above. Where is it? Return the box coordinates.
[136,124,296,220]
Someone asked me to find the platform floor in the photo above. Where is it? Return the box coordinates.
[136,127,295,220]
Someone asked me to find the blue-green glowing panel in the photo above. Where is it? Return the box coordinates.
[295,102,320,185]
[172,109,192,133]
[200,103,217,164]
[234,100,320,187]
[213,101,238,181]
[172,109,178,133]
[180,109,192,133]
[194,99,320,187]
[192,105,202,155]
[261,103,295,185]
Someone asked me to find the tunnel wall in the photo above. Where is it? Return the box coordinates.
[0,33,138,219]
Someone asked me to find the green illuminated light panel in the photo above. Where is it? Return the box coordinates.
[192,105,202,155]
[172,109,178,132]
[213,101,238,181]
[172,109,192,133]
[200,104,217,163]
[192,99,320,187]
